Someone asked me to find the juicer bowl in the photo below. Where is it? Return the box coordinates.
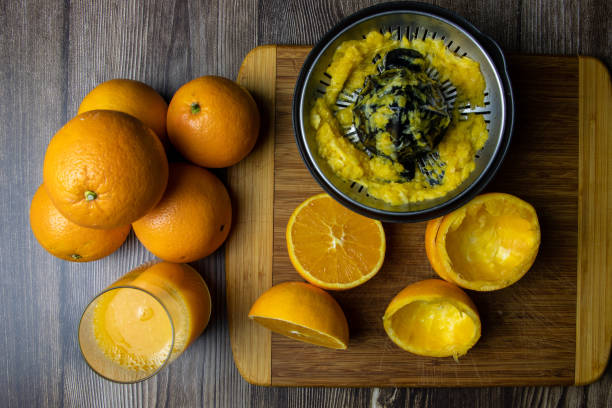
[292,1,514,222]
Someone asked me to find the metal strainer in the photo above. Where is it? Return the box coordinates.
[293,1,514,222]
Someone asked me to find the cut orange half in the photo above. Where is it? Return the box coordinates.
[383,279,481,358]
[286,193,385,290]
[248,282,349,350]
[426,192,541,291]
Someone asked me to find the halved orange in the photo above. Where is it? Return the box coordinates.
[383,279,481,358]
[286,193,385,290]
[248,282,349,349]
[425,192,541,291]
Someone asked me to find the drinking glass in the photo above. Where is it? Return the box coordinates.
[79,261,211,383]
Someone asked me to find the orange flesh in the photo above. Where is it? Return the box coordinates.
[248,281,349,350]
[250,316,346,349]
[289,195,384,285]
[388,300,477,356]
[93,288,173,372]
[444,200,539,283]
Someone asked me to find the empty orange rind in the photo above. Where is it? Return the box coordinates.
[383,279,481,358]
[426,192,541,291]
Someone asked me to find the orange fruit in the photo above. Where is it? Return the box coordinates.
[248,281,349,350]
[425,192,541,291]
[29,184,130,262]
[43,110,168,229]
[286,193,385,290]
[383,279,481,358]
[132,162,232,263]
[166,76,259,168]
[78,79,169,146]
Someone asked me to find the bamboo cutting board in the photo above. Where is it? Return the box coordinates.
[226,46,611,387]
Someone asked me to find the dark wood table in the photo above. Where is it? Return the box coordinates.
[1,1,610,406]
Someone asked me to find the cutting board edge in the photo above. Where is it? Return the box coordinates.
[269,378,575,387]
[575,55,612,385]
[227,45,277,386]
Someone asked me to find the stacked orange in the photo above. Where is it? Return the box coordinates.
[30,184,131,262]
[128,75,260,262]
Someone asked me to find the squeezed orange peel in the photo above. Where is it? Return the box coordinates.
[426,192,541,291]
[383,279,481,358]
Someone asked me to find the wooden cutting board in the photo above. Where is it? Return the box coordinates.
[226,45,611,387]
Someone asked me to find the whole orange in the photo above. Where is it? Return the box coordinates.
[78,79,169,145]
[30,184,131,262]
[132,162,232,262]
[166,76,259,168]
[43,110,169,229]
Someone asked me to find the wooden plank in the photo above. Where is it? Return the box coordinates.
[0,2,66,406]
[227,45,277,386]
[575,56,612,385]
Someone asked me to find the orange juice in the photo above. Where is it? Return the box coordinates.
[80,262,211,382]
[93,287,173,371]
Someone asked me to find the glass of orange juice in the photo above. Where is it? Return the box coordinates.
[78,261,211,383]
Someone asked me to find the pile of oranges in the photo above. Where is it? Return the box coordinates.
[30,77,259,264]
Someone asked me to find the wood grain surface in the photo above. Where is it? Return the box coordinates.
[1,0,611,407]
[227,45,277,386]
[230,47,611,387]
[576,56,612,385]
